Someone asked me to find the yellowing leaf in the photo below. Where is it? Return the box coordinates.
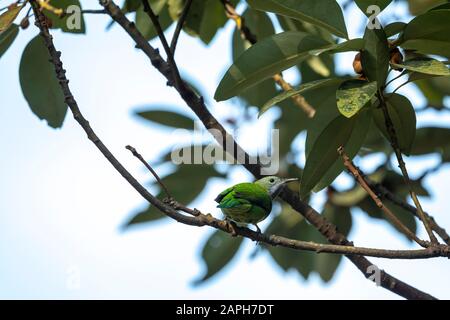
[0,24,18,58]
[0,4,23,33]
[391,58,450,76]
[336,80,377,118]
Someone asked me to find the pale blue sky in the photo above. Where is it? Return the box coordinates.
[0,0,449,299]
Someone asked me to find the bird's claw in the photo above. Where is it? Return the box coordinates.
[225,218,238,237]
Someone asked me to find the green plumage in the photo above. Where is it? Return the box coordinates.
[215,182,272,224]
[215,176,297,231]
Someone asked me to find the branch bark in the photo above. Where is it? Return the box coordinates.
[377,92,438,244]
[170,0,193,55]
[221,0,316,118]
[98,0,441,300]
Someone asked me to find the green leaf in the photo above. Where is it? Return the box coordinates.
[136,109,194,129]
[429,3,450,11]
[232,8,277,109]
[0,4,23,33]
[384,22,407,38]
[408,0,448,15]
[316,204,352,282]
[246,0,348,39]
[45,0,86,34]
[135,1,172,41]
[266,207,315,279]
[277,13,335,44]
[0,24,18,58]
[301,109,371,197]
[183,0,229,45]
[361,25,390,88]
[410,127,450,158]
[308,38,365,56]
[215,31,329,101]
[167,0,184,20]
[391,58,450,76]
[373,93,416,155]
[194,230,243,284]
[260,78,342,117]
[400,9,450,57]
[312,109,372,192]
[19,36,67,128]
[124,0,142,12]
[355,0,392,16]
[412,76,449,108]
[336,80,377,118]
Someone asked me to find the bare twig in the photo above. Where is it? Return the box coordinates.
[221,0,316,118]
[378,92,438,244]
[339,146,430,248]
[140,0,182,89]
[170,0,193,55]
[99,0,441,300]
[125,145,172,199]
[81,9,107,14]
[368,180,450,246]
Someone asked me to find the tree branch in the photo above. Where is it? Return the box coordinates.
[80,0,440,300]
[220,0,316,118]
[140,0,182,88]
[170,0,193,55]
[125,145,172,199]
[338,147,429,248]
[367,180,450,246]
[377,92,438,244]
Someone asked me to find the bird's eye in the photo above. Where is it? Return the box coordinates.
[269,178,275,183]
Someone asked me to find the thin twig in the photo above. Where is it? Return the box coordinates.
[170,0,193,55]
[100,0,439,300]
[140,0,182,89]
[125,145,172,199]
[368,180,450,246]
[81,9,107,14]
[221,0,316,118]
[378,92,438,244]
[384,70,406,89]
[338,146,430,248]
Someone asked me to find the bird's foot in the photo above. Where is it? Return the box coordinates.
[225,218,238,237]
[253,224,262,246]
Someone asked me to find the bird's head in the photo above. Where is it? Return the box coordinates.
[255,176,298,198]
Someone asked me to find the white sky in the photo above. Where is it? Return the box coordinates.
[0,0,449,299]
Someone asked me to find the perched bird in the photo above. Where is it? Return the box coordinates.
[214,176,298,233]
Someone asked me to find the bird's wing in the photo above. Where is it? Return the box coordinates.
[217,196,251,209]
[232,183,272,212]
[214,186,234,203]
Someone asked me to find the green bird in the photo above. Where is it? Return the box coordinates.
[214,176,298,233]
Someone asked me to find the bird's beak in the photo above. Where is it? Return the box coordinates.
[281,178,298,184]
[271,178,298,199]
